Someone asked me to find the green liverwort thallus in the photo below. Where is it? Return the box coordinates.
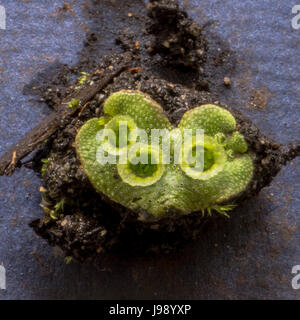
[76,90,253,221]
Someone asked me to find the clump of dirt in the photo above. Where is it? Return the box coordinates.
[23,63,75,110]
[248,87,272,110]
[30,56,299,263]
[146,0,207,71]
[26,0,299,263]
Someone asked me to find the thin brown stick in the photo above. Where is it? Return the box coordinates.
[0,55,131,176]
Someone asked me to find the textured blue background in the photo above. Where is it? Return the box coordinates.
[0,0,299,299]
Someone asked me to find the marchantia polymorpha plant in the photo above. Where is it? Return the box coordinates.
[76,90,253,221]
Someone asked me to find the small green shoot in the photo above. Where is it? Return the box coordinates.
[41,158,49,176]
[68,98,80,109]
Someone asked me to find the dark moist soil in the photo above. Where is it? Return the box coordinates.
[27,0,299,263]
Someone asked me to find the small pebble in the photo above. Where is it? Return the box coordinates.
[95,108,100,116]
[162,41,170,48]
[199,80,209,91]
[224,77,231,86]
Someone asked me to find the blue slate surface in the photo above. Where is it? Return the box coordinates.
[0,0,299,299]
